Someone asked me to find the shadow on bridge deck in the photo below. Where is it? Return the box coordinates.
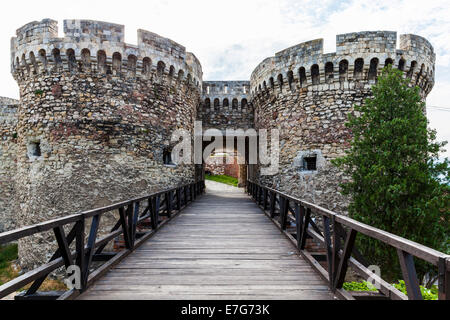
[78,180,336,300]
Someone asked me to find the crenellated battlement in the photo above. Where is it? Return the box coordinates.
[201,81,251,111]
[11,19,203,89]
[250,31,435,99]
[64,20,125,43]
[200,81,253,131]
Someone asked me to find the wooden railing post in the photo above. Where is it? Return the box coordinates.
[131,201,140,247]
[82,214,101,287]
[280,197,289,230]
[322,216,333,287]
[331,216,340,289]
[119,207,132,249]
[299,208,311,250]
[270,192,276,218]
[126,203,135,248]
[333,229,357,291]
[438,257,450,300]
[176,189,181,211]
[167,192,173,218]
[295,204,302,250]
[397,249,423,300]
[263,188,268,210]
[53,226,74,269]
[155,195,161,226]
[75,218,86,291]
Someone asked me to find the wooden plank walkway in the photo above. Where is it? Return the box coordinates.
[78,181,336,300]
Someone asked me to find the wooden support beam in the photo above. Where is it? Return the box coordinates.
[131,202,140,247]
[333,228,357,291]
[397,249,422,300]
[270,192,276,218]
[295,203,302,250]
[15,291,65,301]
[167,191,173,217]
[25,222,78,295]
[126,203,134,248]
[263,189,268,210]
[75,219,85,290]
[280,197,289,230]
[53,226,74,268]
[95,214,122,255]
[119,207,131,249]
[176,189,181,211]
[82,214,101,286]
[299,208,311,250]
[92,252,117,262]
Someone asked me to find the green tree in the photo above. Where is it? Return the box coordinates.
[333,65,449,284]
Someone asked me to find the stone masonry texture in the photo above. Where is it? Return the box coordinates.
[9,19,202,269]
[250,31,435,214]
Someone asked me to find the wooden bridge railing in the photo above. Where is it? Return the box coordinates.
[0,180,205,300]
[247,180,450,300]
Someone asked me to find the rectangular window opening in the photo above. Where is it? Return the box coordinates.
[28,141,42,158]
[163,148,175,166]
[303,156,317,171]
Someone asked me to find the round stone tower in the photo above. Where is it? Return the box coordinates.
[10,19,203,268]
[250,31,435,213]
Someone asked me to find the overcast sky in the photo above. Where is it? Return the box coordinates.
[1,0,449,158]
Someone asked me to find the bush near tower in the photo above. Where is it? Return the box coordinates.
[333,65,449,284]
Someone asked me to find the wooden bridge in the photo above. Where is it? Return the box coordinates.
[0,180,449,300]
[79,181,333,300]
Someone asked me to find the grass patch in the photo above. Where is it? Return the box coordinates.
[393,280,438,300]
[343,281,377,292]
[0,243,67,292]
[205,174,238,187]
[0,243,19,286]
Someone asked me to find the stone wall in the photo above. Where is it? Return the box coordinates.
[0,97,19,232]
[250,31,435,214]
[200,81,254,132]
[10,19,202,269]
[205,155,239,179]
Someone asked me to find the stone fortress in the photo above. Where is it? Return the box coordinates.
[1,19,435,267]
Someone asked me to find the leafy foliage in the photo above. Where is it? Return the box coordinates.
[343,280,438,300]
[343,281,377,292]
[0,244,18,268]
[0,244,18,286]
[333,66,450,282]
[393,280,438,300]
